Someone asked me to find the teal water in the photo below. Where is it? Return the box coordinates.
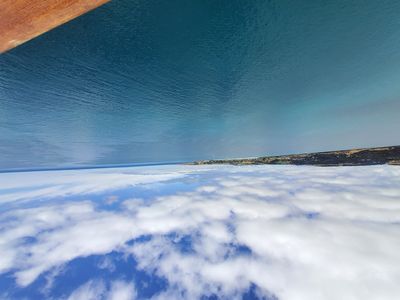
[1,0,400,169]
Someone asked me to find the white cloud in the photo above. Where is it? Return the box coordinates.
[66,279,136,300]
[67,280,106,300]
[14,208,138,286]
[0,165,196,204]
[107,280,136,300]
[1,165,400,299]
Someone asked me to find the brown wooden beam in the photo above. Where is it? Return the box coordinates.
[0,0,111,53]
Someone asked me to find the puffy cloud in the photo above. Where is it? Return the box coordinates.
[107,280,136,300]
[0,165,400,299]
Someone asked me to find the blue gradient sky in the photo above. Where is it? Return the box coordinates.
[1,0,400,169]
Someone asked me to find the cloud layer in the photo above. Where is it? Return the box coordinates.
[0,165,400,299]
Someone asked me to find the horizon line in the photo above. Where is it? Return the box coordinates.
[0,160,188,174]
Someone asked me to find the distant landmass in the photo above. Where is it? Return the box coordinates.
[191,146,400,166]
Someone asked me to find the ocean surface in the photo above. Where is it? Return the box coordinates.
[1,0,400,169]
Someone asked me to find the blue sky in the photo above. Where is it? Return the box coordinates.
[0,165,400,299]
[1,0,400,169]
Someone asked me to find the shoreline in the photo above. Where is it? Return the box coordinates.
[190,145,400,167]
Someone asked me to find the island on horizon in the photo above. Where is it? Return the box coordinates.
[191,145,400,167]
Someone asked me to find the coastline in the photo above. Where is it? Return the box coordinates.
[190,145,400,167]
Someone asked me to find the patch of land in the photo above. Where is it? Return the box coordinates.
[191,145,400,166]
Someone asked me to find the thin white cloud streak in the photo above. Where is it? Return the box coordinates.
[0,165,198,204]
[67,280,106,300]
[65,279,136,300]
[0,165,400,299]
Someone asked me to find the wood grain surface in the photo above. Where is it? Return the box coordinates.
[0,0,111,53]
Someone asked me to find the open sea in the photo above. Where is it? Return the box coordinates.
[1,0,400,169]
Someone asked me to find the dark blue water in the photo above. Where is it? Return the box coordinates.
[1,0,400,169]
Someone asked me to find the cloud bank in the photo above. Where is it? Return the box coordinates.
[0,165,400,299]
